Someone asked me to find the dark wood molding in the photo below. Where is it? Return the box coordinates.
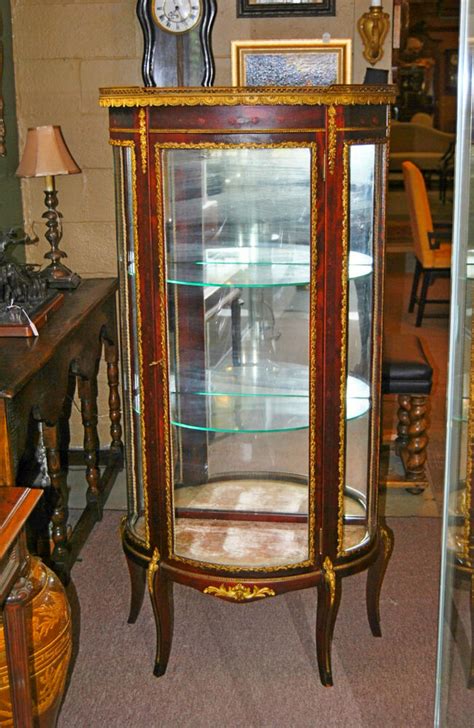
[237,0,335,18]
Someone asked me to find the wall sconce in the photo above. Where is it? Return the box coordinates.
[357,1,390,66]
[16,125,81,288]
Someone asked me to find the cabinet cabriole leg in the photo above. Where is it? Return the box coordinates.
[124,552,146,624]
[366,524,394,637]
[316,558,342,687]
[149,560,174,677]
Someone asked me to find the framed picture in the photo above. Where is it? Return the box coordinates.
[237,0,335,17]
[232,39,352,87]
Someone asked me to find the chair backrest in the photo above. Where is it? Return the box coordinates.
[402,161,436,267]
[410,112,434,127]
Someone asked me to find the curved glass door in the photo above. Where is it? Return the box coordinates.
[343,143,376,553]
[163,145,314,569]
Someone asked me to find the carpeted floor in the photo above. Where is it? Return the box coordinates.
[59,512,440,728]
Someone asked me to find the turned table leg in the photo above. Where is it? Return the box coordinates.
[396,393,430,487]
[43,422,70,582]
[77,377,102,519]
[103,336,123,453]
[395,393,411,450]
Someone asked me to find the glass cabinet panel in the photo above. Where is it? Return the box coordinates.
[343,144,376,552]
[113,146,147,543]
[435,1,474,721]
[163,146,313,568]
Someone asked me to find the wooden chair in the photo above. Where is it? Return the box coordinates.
[402,160,451,326]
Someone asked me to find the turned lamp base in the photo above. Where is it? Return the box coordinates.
[15,128,82,292]
[41,261,81,289]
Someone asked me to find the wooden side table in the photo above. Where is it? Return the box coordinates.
[0,279,123,582]
[0,487,42,728]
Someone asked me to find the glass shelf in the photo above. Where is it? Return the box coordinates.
[171,369,370,433]
[167,246,373,288]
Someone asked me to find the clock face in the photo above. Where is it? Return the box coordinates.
[152,0,202,34]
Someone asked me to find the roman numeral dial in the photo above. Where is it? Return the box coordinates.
[152,0,202,33]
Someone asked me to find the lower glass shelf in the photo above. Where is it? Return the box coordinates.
[126,477,369,566]
[172,476,368,566]
[171,366,370,433]
[174,519,367,567]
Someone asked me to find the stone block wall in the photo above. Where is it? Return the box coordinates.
[10,0,392,445]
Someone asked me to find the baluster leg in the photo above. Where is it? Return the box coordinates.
[43,422,70,582]
[103,336,123,454]
[395,393,411,451]
[78,377,102,520]
[405,394,429,481]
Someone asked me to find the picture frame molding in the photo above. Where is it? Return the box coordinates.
[237,0,336,18]
[231,39,352,87]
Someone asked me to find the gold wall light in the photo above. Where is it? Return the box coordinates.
[357,1,390,66]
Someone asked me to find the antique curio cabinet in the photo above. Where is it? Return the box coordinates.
[100,85,395,685]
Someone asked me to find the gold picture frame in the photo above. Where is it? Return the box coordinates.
[231,39,352,87]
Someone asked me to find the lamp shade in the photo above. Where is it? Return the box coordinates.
[16,125,81,178]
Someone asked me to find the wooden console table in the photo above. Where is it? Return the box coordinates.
[0,279,123,582]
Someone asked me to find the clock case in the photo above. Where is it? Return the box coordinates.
[136,0,216,87]
[100,85,396,685]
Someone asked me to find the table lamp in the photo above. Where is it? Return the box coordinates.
[16,125,82,288]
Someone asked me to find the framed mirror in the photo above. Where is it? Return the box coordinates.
[237,1,335,18]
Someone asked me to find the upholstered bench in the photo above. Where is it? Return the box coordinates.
[381,333,433,491]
